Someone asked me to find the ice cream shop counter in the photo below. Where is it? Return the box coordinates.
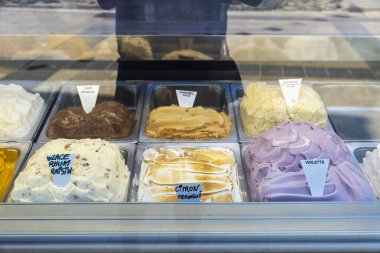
[2,0,380,250]
[2,203,380,252]
[1,80,380,252]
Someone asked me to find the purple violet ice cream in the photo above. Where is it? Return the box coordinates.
[244,121,373,202]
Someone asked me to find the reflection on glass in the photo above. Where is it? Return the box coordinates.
[97,0,262,80]
[0,0,379,81]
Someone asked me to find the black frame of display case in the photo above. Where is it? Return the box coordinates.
[116,60,244,81]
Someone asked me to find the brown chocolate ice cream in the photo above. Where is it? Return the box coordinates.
[47,101,135,139]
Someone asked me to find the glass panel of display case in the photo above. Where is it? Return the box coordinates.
[1,1,380,252]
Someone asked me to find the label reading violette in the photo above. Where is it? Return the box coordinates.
[176,90,197,108]
[77,85,99,114]
[47,154,75,187]
[279,79,302,109]
[300,159,330,197]
[175,184,202,203]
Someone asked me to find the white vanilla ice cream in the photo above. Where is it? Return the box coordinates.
[363,146,380,198]
[8,139,130,202]
[0,84,44,139]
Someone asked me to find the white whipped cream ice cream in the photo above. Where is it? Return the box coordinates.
[138,147,241,202]
[0,84,44,139]
[363,146,380,198]
[8,139,130,202]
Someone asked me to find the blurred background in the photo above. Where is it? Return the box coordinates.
[0,0,379,82]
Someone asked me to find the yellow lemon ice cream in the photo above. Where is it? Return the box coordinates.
[0,148,19,200]
[240,82,328,136]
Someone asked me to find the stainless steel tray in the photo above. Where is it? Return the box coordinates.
[242,141,375,202]
[346,141,380,200]
[0,142,31,202]
[129,142,250,202]
[37,82,144,143]
[314,83,380,141]
[139,82,238,143]
[6,141,136,203]
[232,83,335,142]
[240,143,256,200]
[0,81,58,143]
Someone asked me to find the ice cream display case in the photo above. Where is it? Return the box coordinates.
[2,0,380,252]
[0,81,380,252]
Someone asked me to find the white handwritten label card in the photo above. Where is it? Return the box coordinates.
[77,85,99,114]
[176,90,197,108]
[300,159,330,197]
[175,184,202,203]
[279,79,302,109]
[47,154,75,187]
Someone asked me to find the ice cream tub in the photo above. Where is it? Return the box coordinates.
[37,82,144,143]
[0,142,31,202]
[314,83,380,141]
[0,81,57,142]
[6,141,136,203]
[139,82,238,143]
[232,83,335,143]
[129,142,250,202]
[346,142,380,200]
[242,132,375,203]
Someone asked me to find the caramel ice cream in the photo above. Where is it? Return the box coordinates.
[145,105,232,140]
